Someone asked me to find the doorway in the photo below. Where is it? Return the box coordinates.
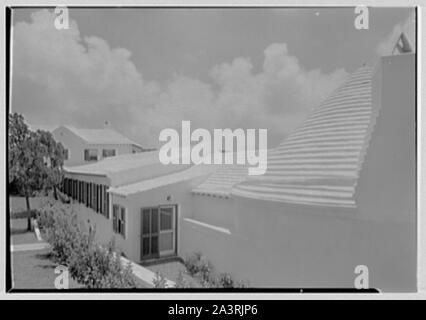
[141,205,177,261]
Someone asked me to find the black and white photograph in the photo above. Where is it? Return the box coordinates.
[2,2,423,300]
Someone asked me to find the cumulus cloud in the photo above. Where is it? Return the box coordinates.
[12,9,348,148]
[376,12,416,56]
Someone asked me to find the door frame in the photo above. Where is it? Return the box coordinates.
[140,204,178,261]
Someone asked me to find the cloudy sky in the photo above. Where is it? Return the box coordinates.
[11,7,415,148]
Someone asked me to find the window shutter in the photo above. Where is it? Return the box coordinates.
[88,183,92,208]
[112,205,117,232]
[105,192,109,219]
[121,207,126,238]
[86,182,88,206]
[99,185,103,214]
[95,185,99,212]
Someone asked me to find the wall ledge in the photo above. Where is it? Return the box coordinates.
[183,218,231,235]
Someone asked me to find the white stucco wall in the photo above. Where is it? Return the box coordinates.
[179,54,416,292]
[69,172,210,263]
[52,126,87,167]
[63,54,415,292]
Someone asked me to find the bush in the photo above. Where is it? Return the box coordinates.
[184,252,246,288]
[153,271,167,288]
[37,200,84,265]
[174,271,190,288]
[184,251,213,282]
[37,201,137,289]
[218,273,234,288]
[69,242,136,289]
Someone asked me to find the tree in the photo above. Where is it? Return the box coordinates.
[8,113,65,230]
[8,113,31,184]
[37,130,65,200]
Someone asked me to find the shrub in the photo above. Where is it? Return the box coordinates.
[174,271,190,288]
[184,252,245,288]
[37,201,84,265]
[184,251,213,282]
[218,273,234,288]
[37,201,137,289]
[153,271,167,288]
[69,242,136,289]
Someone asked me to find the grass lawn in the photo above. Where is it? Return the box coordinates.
[147,260,202,288]
[12,245,150,290]
[12,248,83,290]
[10,218,38,245]
[9,194,151,289]
[9,195,51,214]
[10,216,82,290]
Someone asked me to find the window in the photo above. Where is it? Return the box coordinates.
[113,204,126,238]
[159,207,174,253]
[63,149,69,160]
[84,149,98,161]
[102,149,116,158]
[160,208,173,231]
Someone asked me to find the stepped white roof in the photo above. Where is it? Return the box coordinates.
[192,164,248,198]
[193,65,377,208]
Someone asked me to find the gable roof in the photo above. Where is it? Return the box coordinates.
[392,32,413,54]
[59,125,143,148]
[65,151,160,176]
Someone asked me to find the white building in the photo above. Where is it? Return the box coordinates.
[52,125,145,167]
[61,41,416,291]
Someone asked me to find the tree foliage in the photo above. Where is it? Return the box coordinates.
[8,112,65,229]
